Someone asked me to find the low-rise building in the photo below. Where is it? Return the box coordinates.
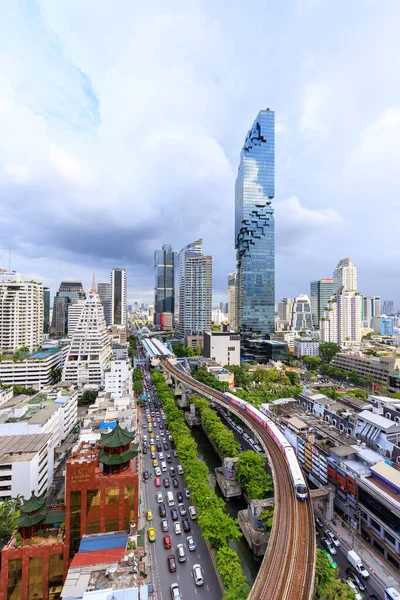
[104,360,132,400]
[371,316,395,336]
[203,331,240,366]
[0,342,69,390]
[0,397,62,448]
[111,343,129,360]
[331,352,400,385]
[241,339,288,364]
[0,433,54,501]
[294,338,320,358]
[0,386,13,407]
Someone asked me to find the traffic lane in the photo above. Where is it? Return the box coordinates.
[142,415,222,599]
[316,524,384,599]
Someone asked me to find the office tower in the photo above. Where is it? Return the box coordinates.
[98,282,112,325]
[0,278,44,353]
[333,258,357,292]
[228,272,237,331]
[363,296,381,327]
[383,300,394,315]
[43,287,50,334]
[154,244,176,326]
[277,297,292,330]
[62,277,112,387]
[290,294,313,331]
[235,109,275,336]
[175,239,212,346]
[111,268,127,327]
[148,305,154,324]
[321,290,362,346]
[310,279,335,329]
[51,281,86,337]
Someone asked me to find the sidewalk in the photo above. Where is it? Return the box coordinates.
[317,509,400,590]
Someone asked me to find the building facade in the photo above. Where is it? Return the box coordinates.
[154,244,176,327]
[383,300,394,315]
[104,360,132,399]
[371,316,395,336]
[0,343,69,390]
[363,296,381,328]
[43,287,50,335]
[294,339,320,358]
[203,331,241,366]
[67,300,85,337]
[310,279,335,329]
[331,352,399,385]
[241,339,288,364]
[235,109,275,337]
[321,290,362,346]
[111,268,127,328]
[333,257,357,292]
[289,294,313,331]
[175,239,212,345]
[97,282,112,326]
[51,281,86,338]
[228,272,237,331]
[0,280,44,354]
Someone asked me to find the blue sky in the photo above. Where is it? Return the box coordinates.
[0,0,399,306]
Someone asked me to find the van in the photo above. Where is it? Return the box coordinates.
[167,491,175,507]
[189,506,197,520]
[177,464,183,475]
[161,461,167,472]
[236,426,243,434]
[347,550,369,578]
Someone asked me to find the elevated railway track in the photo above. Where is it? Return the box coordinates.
[160,358,316,600]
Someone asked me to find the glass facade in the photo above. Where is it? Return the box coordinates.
[28,556,43,600]
[7,558,22,600]
[310,279,335,329]
[235,110,275,336]
[113,270,122,324]
[86,489,101,534]
[48,553,64,594]
[154,245,176,323]
[69,490,82,556]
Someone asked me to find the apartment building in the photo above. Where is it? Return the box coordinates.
[332,352,400,385]
[104,360,133,400]
[0,343,69,390]
[0,279,44,353]
[294,338,320,357]
[203,331,241,366]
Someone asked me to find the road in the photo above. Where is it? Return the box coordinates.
[140,372,223,600]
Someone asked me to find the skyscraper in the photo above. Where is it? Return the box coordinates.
[363,296,381,327]
[277,297,292,330]
[310,279,335,329]
[333,258,357,292]
[51,281,86,337]
[154,244,176,327]
[62,277,112,387]
[43,287,50,335]
[290,294,313,331]
[175,239,212,346]
[111,268,127,327]
[383,300,394,315]
[235,109,275,336]
[98,282,112,325]
[228,272,237,331]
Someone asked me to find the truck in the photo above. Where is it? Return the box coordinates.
[347,550,369,578]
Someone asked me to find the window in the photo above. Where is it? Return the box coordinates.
[86,489,101,534]
[28,556,43,600]
[370,517,381,532]
[106,487,120,505]
[69,491,82,556]
[7,559,22,600]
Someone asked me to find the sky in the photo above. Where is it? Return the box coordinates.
[1,0,399,307]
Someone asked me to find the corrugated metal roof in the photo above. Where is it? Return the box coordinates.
[70,548,125,568]
[371,461,400,490]
[79,533,128,553]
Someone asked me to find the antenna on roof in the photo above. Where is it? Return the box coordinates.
[91,272,97,293]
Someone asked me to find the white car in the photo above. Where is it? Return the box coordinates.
[156,493,163,503]
[326,530,340,547]
[170,583,181,600]
[193,564,204,586]
[321,536,337,555]
[345,579,363,600]
[159,452,164,460]
[173,521,182,535]
[154,467,161,477]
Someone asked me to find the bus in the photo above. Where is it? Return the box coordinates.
[385,587,400,600]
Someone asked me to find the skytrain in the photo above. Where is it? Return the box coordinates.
[223,392,308,500]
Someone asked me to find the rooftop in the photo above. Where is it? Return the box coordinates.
[0,433,52,463]
[357,409,400,432]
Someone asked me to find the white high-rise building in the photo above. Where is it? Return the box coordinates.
[62,276,112,387]
[290,295,313,331]
[67,299,85,337]
[228,272,237,331]
[277,297,292,330]
[321,290,362,346]
[111,268,127,327]
[0,277,44,353]
[333,257,357,292]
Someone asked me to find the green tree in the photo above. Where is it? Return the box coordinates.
[224,365,251,388]
[78,390,98,406]
[301,355,322,369]
[13,385,37,396]
[133,380,144,396]
[286,370,300,385]
[259,503,274,531]
[319,343,340,363]
[216,546,250,600]
[0,501,17,544]
[236,451,273,499]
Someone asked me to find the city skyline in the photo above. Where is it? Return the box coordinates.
[1,3,400,305]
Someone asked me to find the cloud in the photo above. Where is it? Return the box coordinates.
[299,81,331,137]
[351,107,400,166]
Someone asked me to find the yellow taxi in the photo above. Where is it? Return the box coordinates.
[152,459,158,467]
[146,509,153,521]
[147,527,156,542]
[147,417,152,423]
[150,445,156,452]
[147,426,153,433]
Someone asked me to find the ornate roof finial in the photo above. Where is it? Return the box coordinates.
[91,272,97,294]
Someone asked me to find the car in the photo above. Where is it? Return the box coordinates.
[143,470,150,480]
[152,417,156,423]
[147,427,152,433]
[322,550,337,569]
[148,527,156,543]
[156,492,163,503]
[161,519,169,532]
[186,536,196,551]
[172,479,179,488]
[170,583,181,600]
[152,459,159,467]
[169,467,176,477]
[166,453,172,462]
[182,518,191,532]
[146,509,153,521]
[345,579,363,600]
[155,477,161,487]
[151,452,156,460]
[189,506,197,520]
[314,515,323,528]
[171,508,179,521]
[142,422,147,428]
[193,564,204,586]
[326,530,340,547]
[153,422,157,428]
[143,435,148,442]
[321,536,337,555]
[176,543,186,562]
[156,435,160,441]
[150,444,155,452]
[178,503,186,516]
[164,443,170,451]
[167,554,177,573]
[177,465,183,475]
[184,488,191,499]
[143,446,148,454]
[346,568,366,592]
[159,503,167,517]
[163,535,172,549]
[155,467,161,477]
[157,417,161,422]
[173,450,178,457]
[157,443,162,452]
[159,452,164,460]
[160,423,164,430]
[177,492,184,503]
[164,478,170,488]
[173,521,182,535]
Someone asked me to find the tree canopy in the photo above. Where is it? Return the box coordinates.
[319,343,340,363]
[236,451,273,499]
